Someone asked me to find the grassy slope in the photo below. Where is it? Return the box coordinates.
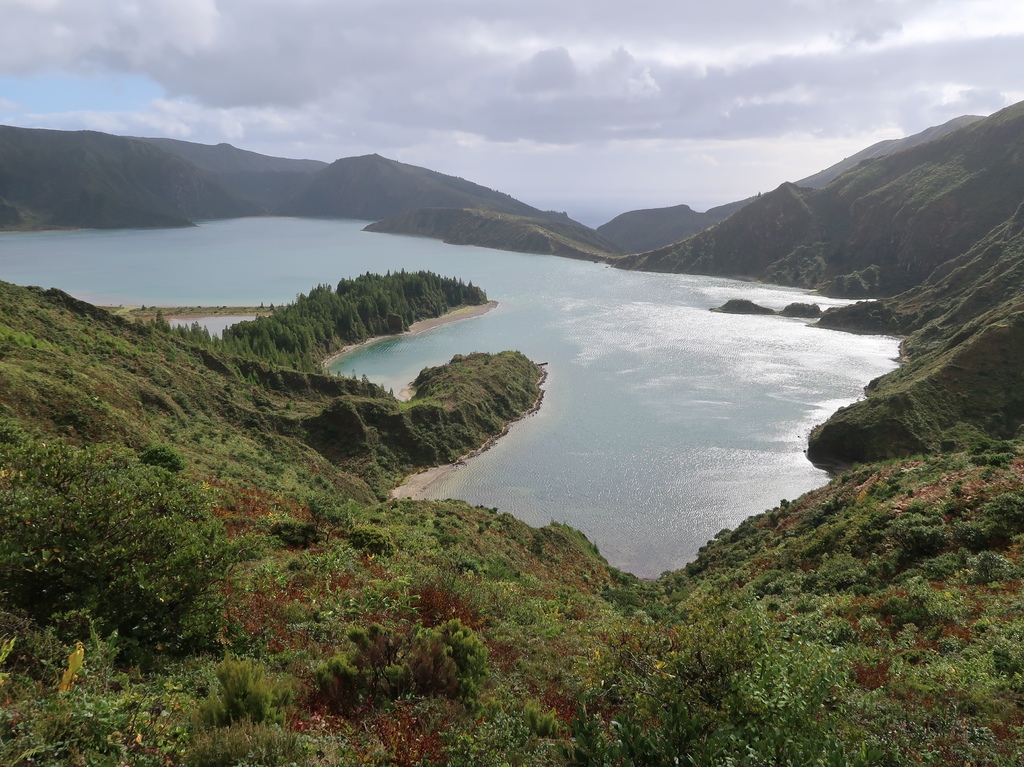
[0,278,642,765]
[666,444,1024,764]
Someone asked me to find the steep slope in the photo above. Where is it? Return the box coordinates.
[0,126,257,229]
[598,113,983,255]
[808,204,1024,465]
[656,445,1024,765]
[612,101,1024,297]
[365,207,624,260]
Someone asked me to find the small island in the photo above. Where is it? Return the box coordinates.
[712,298,822,317]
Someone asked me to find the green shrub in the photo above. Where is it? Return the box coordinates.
[888,511,948,563]
[434,619,487,701]
[139,443,187,472]
[305,492,354,532]
[408,630,459,697]
[967,551,1018,583]
[347,525,395,557]
[0,440,231,658]
[315,619,487,711]
[524,700,560,738]
[185,720,302,767]
[197,656,293,728]
[268,517,319,548]
[314,652,365,711]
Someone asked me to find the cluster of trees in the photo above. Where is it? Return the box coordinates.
[170,270,487,370]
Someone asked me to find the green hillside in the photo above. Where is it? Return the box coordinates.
[611,102,1024,297]
[136,137,328,208]
[597,114,981,255]
[807,203,1024,466]
[0,126,620,259]
[0,126,257,229]
[4,269,1024,764]
[365,207,624,260]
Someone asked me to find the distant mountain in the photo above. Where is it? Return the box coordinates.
[0,126,257,229]
[598,115,982,253]
[275,153,561,221]
[365,207,624,260]
[0,129,616,259]
[611,101,1024,297]
[596,199,748,254]
[137,137,327,175]
[137,137,328,208]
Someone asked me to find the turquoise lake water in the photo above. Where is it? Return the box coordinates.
[0,217,900,576]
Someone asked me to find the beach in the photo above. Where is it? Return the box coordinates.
[320,301,498,370]
[390,364,547,500]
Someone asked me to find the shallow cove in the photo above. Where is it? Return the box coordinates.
[1,217,899,577]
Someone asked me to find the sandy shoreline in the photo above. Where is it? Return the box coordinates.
[390,364,548,500]
[320,301,498,370]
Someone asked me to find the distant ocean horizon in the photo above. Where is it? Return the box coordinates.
[0,217,900,576]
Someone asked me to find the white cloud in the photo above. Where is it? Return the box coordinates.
[0,0,1021,215]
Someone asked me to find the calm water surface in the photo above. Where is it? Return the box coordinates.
[1,218,899,577]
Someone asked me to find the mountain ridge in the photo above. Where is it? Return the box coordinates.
[610,101,1024,297]
[597,114,983,253]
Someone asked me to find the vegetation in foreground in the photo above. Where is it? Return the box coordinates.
[3,270,1024,766]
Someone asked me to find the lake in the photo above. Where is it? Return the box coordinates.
[0,217,899,577]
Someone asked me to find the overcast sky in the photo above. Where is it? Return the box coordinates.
[1,0,1021,225]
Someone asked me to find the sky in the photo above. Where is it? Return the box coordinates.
[1,1,1022,226]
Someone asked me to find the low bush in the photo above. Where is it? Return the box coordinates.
[0,439,231,658]
[185,720,303,767]
[315,619,487,711]
[196,656,293,728]
[347,525,395,557]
